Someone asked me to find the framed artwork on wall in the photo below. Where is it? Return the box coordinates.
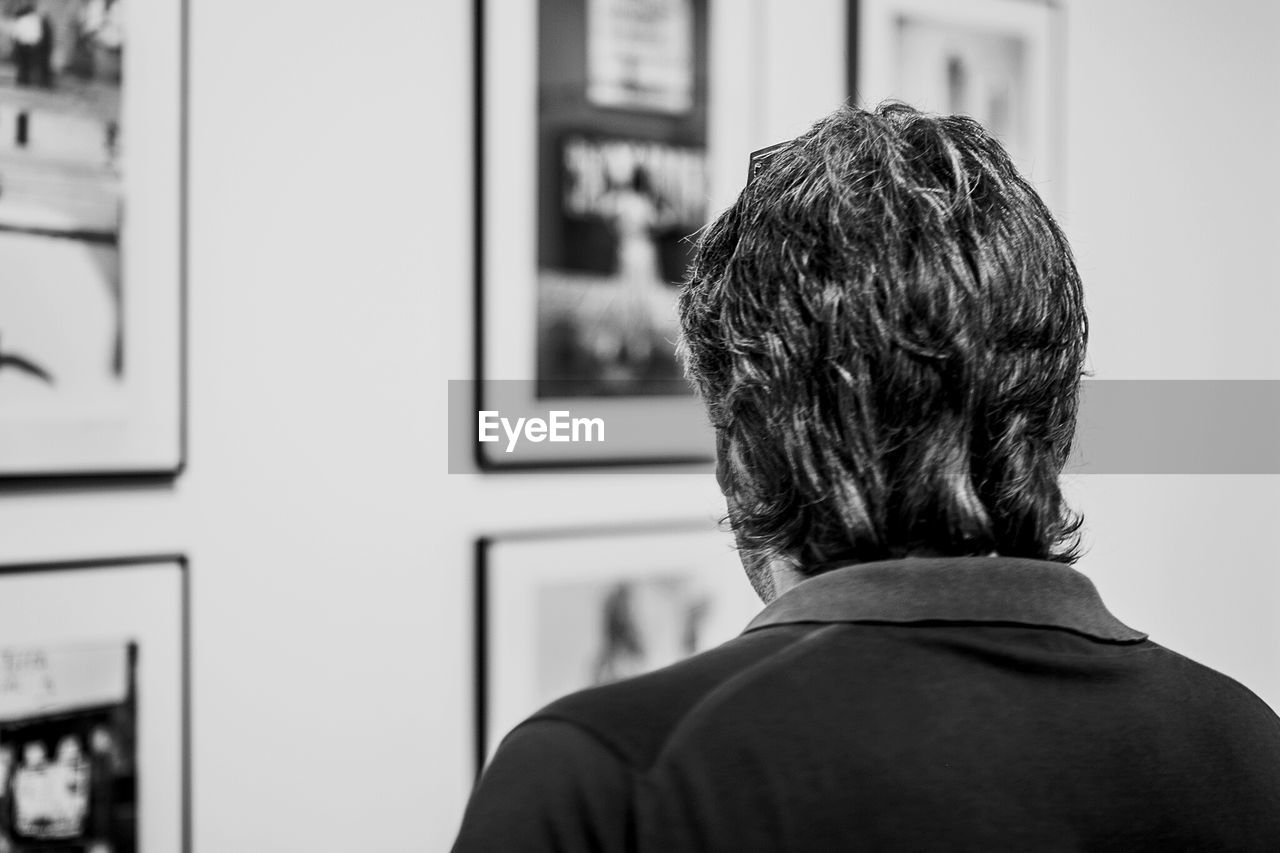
[475,0,757,468]
[0,0,187,481]
[850,0,1062,209]
[0,554,189,852]
[475,524,761,770]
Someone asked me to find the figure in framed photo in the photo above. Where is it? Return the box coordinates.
[537,135,709,396]
[478,527,761,763]
[590,577,710,686]
[0,641,139,852]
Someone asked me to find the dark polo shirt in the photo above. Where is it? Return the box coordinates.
[452,557,1280,851]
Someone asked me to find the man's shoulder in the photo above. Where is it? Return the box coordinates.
[525,624,814,770]
[1141,641,1280,733]
[510,619,1280,778]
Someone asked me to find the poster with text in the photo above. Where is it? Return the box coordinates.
[478,0,757,466]
[536,0,707,399]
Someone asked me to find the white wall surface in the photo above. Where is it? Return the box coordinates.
[1058,0,1280,715]
[0,1,1272,850]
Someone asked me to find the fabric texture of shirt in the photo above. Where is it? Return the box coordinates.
[452,556,1280,851]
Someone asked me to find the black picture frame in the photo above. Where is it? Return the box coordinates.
[0,553,190,852]
[473,0,760,470]
[0,0,189,485]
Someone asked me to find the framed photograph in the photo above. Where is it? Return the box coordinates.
[0,0,186,480]
[475,0,758,467]
[0,554,188,852]
[850,0,1061,208]
[476,524,761,768]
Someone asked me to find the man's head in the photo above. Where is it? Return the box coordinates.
[679,103,1086,598]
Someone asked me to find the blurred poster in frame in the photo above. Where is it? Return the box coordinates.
[476,525,761,769]
[477,0,757,467]
[0,555,187,852]
[850,0,1061,210]
[0,0,185,479]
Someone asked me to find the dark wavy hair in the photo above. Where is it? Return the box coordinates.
[678,103,1087,574]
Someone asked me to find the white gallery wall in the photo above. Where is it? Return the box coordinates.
[0,1,1272,850]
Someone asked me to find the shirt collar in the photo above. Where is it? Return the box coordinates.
[744,556,1147,643]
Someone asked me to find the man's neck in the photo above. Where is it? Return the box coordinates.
[768,550,1003,602]
[767,560,806,602]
